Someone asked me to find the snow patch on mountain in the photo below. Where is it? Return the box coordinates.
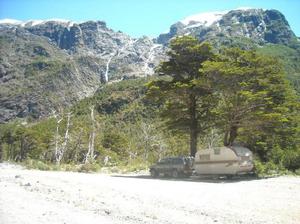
[180,7,260,28]
[0,18,23,25]
[0,18,75,27]
[181,11,227,27]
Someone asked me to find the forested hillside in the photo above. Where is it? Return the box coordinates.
[0,77,190,171]
[1,37,299,175]
[257,42,300,94]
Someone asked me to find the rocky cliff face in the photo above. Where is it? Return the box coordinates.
[157,9,296,46]
[0,8,298,122]
[0,27,103,122]
[22,20,166,80]
[0,20,166,122]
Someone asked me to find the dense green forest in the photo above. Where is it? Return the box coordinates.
[0,36,299,175]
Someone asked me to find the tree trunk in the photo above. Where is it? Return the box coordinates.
[55,116,63,164]
[190,126,197,157]
[54,112,71,165]
[189,94,198,157]
[60,112,71,162]
[9,143,14,161]
[224,126,238,146]
[228,126,238,146]
[0,144,2,161]
[73,129,83,162]
[85,106,96,164]
[224,129,229,146]
[20,137,25,161]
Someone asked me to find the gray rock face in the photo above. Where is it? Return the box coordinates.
[0,20,166,122]
[156,9,296,46]
[23,20,166,81]
[0,27,103,122]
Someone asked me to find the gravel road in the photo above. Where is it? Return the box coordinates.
[0,162,299,224]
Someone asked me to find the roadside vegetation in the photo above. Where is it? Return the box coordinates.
[0,36,299,176]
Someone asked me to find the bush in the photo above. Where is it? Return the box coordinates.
[24,159,51,171]
[77,163,101,173]
[118,159,150,173]
[282,149,300,171]
[295,168,300,175]
[254,145,300,176]
[62,164,78,172]
[253,159,286,177]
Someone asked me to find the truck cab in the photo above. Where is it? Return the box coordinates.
[150,156,194,178]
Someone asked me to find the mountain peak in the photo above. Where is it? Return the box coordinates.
[0,18,23,25]
[157,8,295,46]
[0,18,75,27]
[179,7,261,27]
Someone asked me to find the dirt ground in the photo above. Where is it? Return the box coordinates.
[0,162,299,224]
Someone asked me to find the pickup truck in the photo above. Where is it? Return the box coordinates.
[149,156,194,178]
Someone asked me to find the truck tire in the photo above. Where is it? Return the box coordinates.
[172,169,179,178]
[226,174,234,180]
[150,169,158,178]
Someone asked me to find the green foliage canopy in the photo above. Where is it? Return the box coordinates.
[147,36,217,156]
[202,48,300,148]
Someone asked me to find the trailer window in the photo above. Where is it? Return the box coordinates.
[172,158,182,164]
[232,146,251,156]
[213,148,220,155]
[199,154,210,160]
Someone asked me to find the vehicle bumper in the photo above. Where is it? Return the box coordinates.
[237,164,254,174]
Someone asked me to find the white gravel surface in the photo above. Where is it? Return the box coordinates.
[0,162,299,224]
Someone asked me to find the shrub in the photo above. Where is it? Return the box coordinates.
[119,159,150,173]
[24,159,51,171]
[295,168,300,175]
[77,163,101,173]
[253,159,286,177]
[62,164,78,172]
[282,149,300,171]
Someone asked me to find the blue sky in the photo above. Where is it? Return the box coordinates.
[0,0,299,38]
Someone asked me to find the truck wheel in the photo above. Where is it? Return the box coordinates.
[150,169,158,178]
[226,175,234,180]
[183,173,191,178]
[172,169,179,178]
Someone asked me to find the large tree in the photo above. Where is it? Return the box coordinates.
[202,48,300,147]
[147,36,216,157]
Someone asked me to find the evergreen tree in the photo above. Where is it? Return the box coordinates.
[147,36,216,157]
[202,48,300,148]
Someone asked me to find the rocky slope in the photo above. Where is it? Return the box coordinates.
[24,20,166,80]
[0,26,101,121]
[157,8,297,47]
[0,20,165,122]
[0,8,299,122]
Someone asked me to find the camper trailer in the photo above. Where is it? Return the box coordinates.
[194,146,254,176]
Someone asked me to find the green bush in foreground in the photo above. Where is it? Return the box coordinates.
[23,159,102,173]
[254,160,284,177]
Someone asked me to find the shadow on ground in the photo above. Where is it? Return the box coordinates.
[111,174,261,184]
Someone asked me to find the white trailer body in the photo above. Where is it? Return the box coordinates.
[194,146,253,175]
